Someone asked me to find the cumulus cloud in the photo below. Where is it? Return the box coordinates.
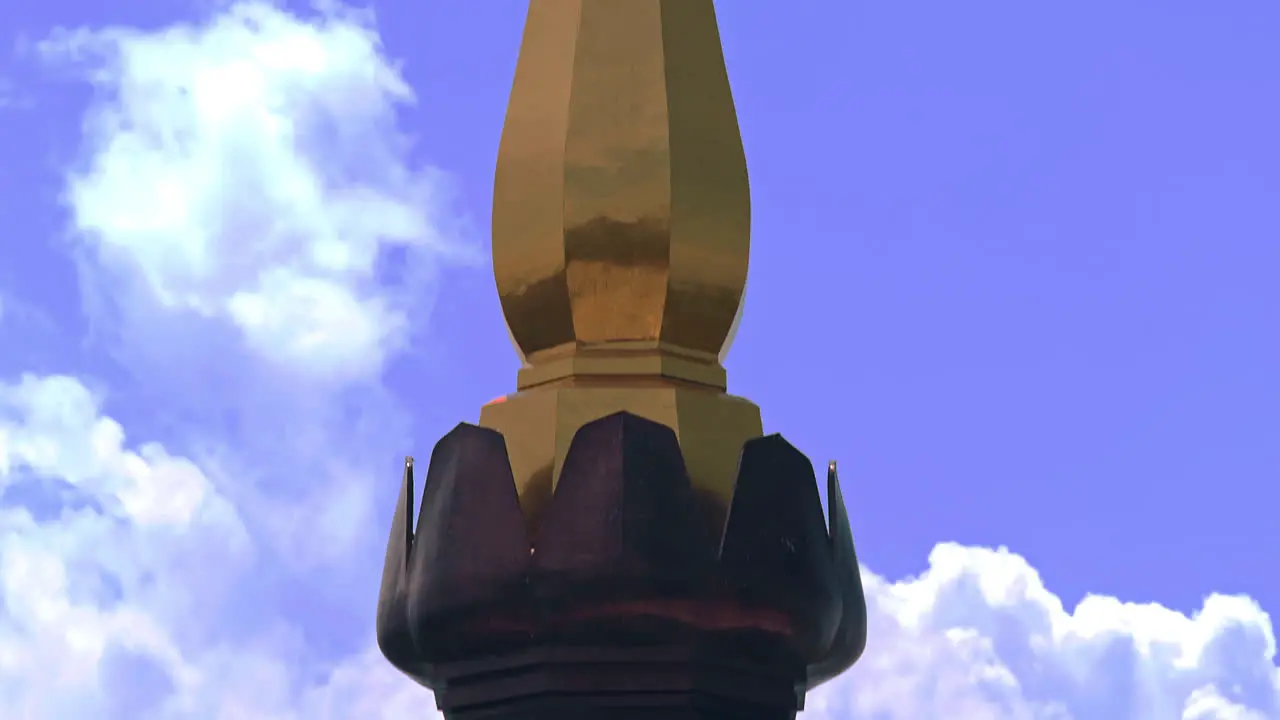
[31,0,475,578]
[1,1,462,716]
[0,373,247,717]
[41,0,467,385]
[805,545,1280,720]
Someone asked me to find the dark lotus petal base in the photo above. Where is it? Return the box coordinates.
[377,412,867,720]
[433,645,804,720]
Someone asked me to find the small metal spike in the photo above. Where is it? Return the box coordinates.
[827,461,839,545]
[403,456,415,572]
[807,457,868,688]
[376,454,418,672]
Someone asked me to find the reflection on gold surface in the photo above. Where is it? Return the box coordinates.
[483,0,761,528]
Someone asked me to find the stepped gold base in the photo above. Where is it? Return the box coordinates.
[479,380,762,533]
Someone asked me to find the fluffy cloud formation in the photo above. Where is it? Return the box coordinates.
[0,374,248,717]
[3,1,460,716]
[33,0,472,577]
[42,0,464,384]
[807,545,1280,719]
[0,0,1275,718]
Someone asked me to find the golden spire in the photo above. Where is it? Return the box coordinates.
[482,0,761,528]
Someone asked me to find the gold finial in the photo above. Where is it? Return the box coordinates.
[482,0,761,528]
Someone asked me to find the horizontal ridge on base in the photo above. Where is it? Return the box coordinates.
[433,644,804,720]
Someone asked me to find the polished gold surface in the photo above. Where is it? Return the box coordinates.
[481,383,762,533]
[484,0,761,524]
[493,0,750,383]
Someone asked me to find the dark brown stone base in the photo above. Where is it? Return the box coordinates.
[377,414,867,718]
[431,645,804,720]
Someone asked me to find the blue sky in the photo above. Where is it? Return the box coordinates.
[0,1,1277,718]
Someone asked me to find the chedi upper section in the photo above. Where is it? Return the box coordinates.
[492,0,750,370]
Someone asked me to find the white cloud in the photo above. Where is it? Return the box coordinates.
[0,2,463,716]
[0,373,244,717]
[804,544,1280,720]
[1,375,210,526]
[41,0,467,384]
[1182,686,1269,720]
[30,0,472,578]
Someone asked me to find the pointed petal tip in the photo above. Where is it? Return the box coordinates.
[809,456,868,687]
[378,451,416,649]
[826,460,846,534]
[399,456,415,572]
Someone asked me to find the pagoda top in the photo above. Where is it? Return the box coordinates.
[492,0,750,391]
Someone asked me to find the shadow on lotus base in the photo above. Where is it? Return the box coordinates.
[376,412,867,720]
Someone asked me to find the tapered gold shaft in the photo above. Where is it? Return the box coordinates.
[482,0,761,530]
